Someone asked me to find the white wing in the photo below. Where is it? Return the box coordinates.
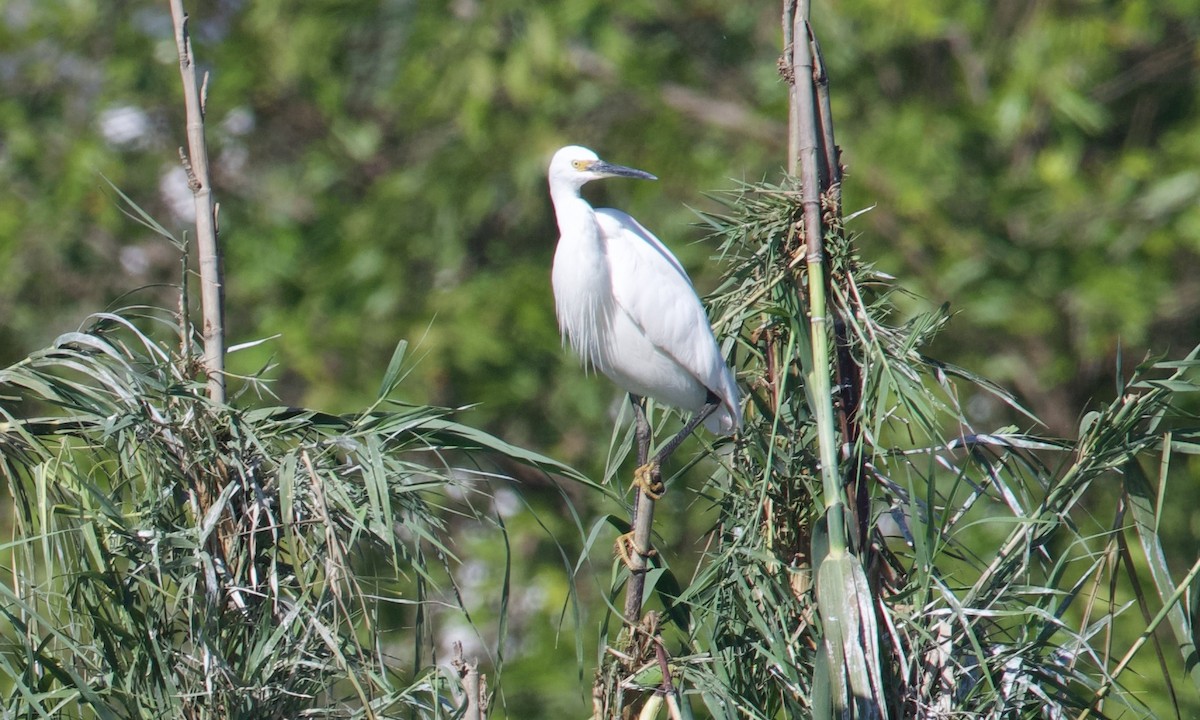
[595,208,740,432]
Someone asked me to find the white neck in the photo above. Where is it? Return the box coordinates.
[550,183,612,368]
[551,185,597,246]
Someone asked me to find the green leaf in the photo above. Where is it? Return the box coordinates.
[377,338,409,399]
[1123,455,1200,694]
[816,550,886,720]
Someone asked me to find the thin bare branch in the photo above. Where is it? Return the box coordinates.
[783,0,800,174]
[169,0,225,403]
[790,3,824,272]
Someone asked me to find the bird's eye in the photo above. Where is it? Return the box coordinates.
[571,160,589,170]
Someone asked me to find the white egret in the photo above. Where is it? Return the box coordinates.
[547,145,740,497]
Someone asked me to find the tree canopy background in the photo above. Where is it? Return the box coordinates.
[2,1,1199,716]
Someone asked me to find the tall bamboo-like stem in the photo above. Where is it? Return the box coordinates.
[787,5,887,715]
[809,11,869,551]
[169,0,225,403]
[788,0,845,554]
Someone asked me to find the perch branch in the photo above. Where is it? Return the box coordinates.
[622,489,656,625]
[622,397,656,626]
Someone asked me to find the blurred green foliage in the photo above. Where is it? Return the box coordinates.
[821,0,1200,434]
[4,1,1198,446]
[2,0,1200,716]
[0,0,783,460]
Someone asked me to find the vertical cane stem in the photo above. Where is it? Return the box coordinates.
[789,0,846,553]
[168,0,225,403]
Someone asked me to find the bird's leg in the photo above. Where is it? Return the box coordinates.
[634,392,723,496]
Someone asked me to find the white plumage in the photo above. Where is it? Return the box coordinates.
[547,145,740,435]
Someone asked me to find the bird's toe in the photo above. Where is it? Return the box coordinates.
[614,531,657,568]
[631,462,665,500]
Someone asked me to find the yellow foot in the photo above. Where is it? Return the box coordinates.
[631,461,665,500]
[614,531,657,568]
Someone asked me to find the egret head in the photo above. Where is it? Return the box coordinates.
[548,145,657,192]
